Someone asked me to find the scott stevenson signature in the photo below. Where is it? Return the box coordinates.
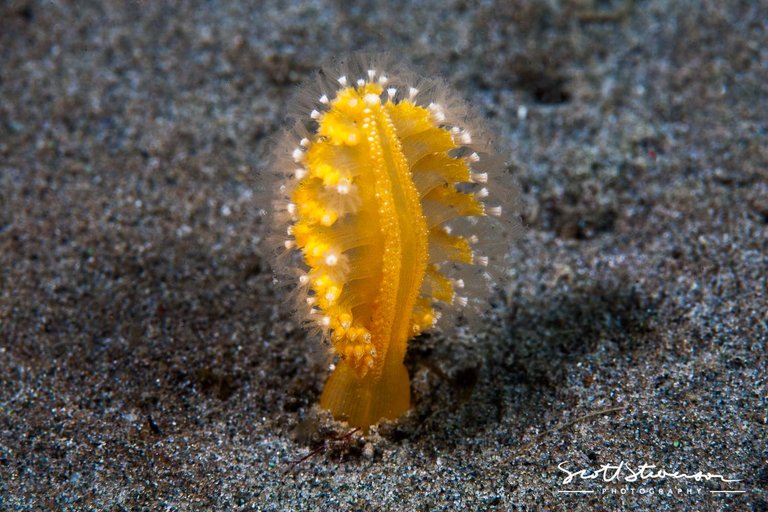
[557,461,742,485]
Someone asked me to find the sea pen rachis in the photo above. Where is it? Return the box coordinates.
[267,56,517,429]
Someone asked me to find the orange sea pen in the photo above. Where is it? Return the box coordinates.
[264,55,519,430]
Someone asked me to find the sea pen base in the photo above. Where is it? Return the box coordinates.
[320,359,410,431]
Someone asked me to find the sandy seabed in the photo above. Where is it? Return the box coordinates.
[1,1,766,510]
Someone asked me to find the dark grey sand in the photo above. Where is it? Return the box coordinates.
[1,0,766,510]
